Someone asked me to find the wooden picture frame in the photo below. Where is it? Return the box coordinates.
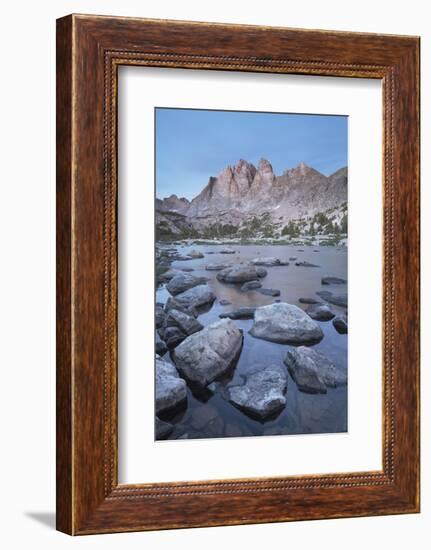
[56,14,420,535]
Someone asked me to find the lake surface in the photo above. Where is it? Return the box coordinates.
[156,243,348,440]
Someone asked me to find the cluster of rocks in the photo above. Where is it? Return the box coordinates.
[156,272,217,355]
[155,245,348,439]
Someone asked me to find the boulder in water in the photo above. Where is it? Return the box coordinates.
[226,365,288,420]
[173,319,243,387]
[249,303,323,345]
[284,347,347,394]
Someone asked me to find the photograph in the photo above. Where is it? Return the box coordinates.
[155,107,349,440]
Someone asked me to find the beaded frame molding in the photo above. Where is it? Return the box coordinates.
[56,14,420,535]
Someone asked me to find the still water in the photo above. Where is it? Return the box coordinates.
[156,243,348,440]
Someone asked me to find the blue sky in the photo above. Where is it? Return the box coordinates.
[155,108,347,200]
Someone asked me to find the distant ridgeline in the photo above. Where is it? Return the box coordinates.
[156,159,347,241]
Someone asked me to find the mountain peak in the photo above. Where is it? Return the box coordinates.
[257,158,273,173]
[233,158,256,175]
[296,161,312,175]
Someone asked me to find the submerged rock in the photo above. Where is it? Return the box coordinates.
[322,276,347,285]
[295,261,320,268]
[217,266,267,284]
[190,405,218,430]
[250,257,289,267]
[166,273,207,295]
[173,319,243,387]
[226,365,287,420]
[219,299,232,306]
[219,248,236,254]
[298,297,321,305]
[205,263,231,271]
[306,304,335,321]
[166,309,203,336]
[155,416,173,439]
[284,347,347,394]
[219,307,256,320]
[174,284,216,310]
[241,280,262,291]
[174,254,194,261]
[250,303,323,344]
[316,290,348,308]
[333,314,348,334]
[258,288,281,297]
[155,358,187,414]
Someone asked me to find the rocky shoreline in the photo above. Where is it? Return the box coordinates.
[155,242,348,440]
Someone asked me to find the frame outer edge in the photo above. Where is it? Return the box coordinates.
[56,14,421,534]
[56,14,74,535]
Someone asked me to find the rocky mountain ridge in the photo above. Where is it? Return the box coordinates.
[156,159,347,239]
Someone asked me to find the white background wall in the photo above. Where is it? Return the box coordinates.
[0,1,428,548]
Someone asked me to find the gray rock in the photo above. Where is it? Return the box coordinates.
[284,347,347,394]
[250,257,289,267]
[226,365,287,420]
[162,326,187,349]
[205,263,231,271]
[155,304,166,328]
[155,340,168,356]
[217,266,267,284]
[166,309,203,336]
[188,249,204,259]
[219,248,236,254]
[174,254,194,261]
[256,267,268,278]
[289,257,297,261]
[173,319,243,387]
[155,416,173,439]
[322,276,347,285]
[241,280,262,291]
[174,284,216,310]
[298,297,321,305]
[219,299,231,305]
[333,315,348,334]
[219,307,256,320]
[155,358,187,414]
[306,304,335,321]
[166,273,207,295]
[249,303,323,344]
[157,269,180,283]
[180,267,194,272]
[164,296,196,316]
[258,288,281,297]
[295,261,320,267]
[316,290,348,308]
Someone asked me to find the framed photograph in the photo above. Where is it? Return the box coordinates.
[56,14,420,534]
